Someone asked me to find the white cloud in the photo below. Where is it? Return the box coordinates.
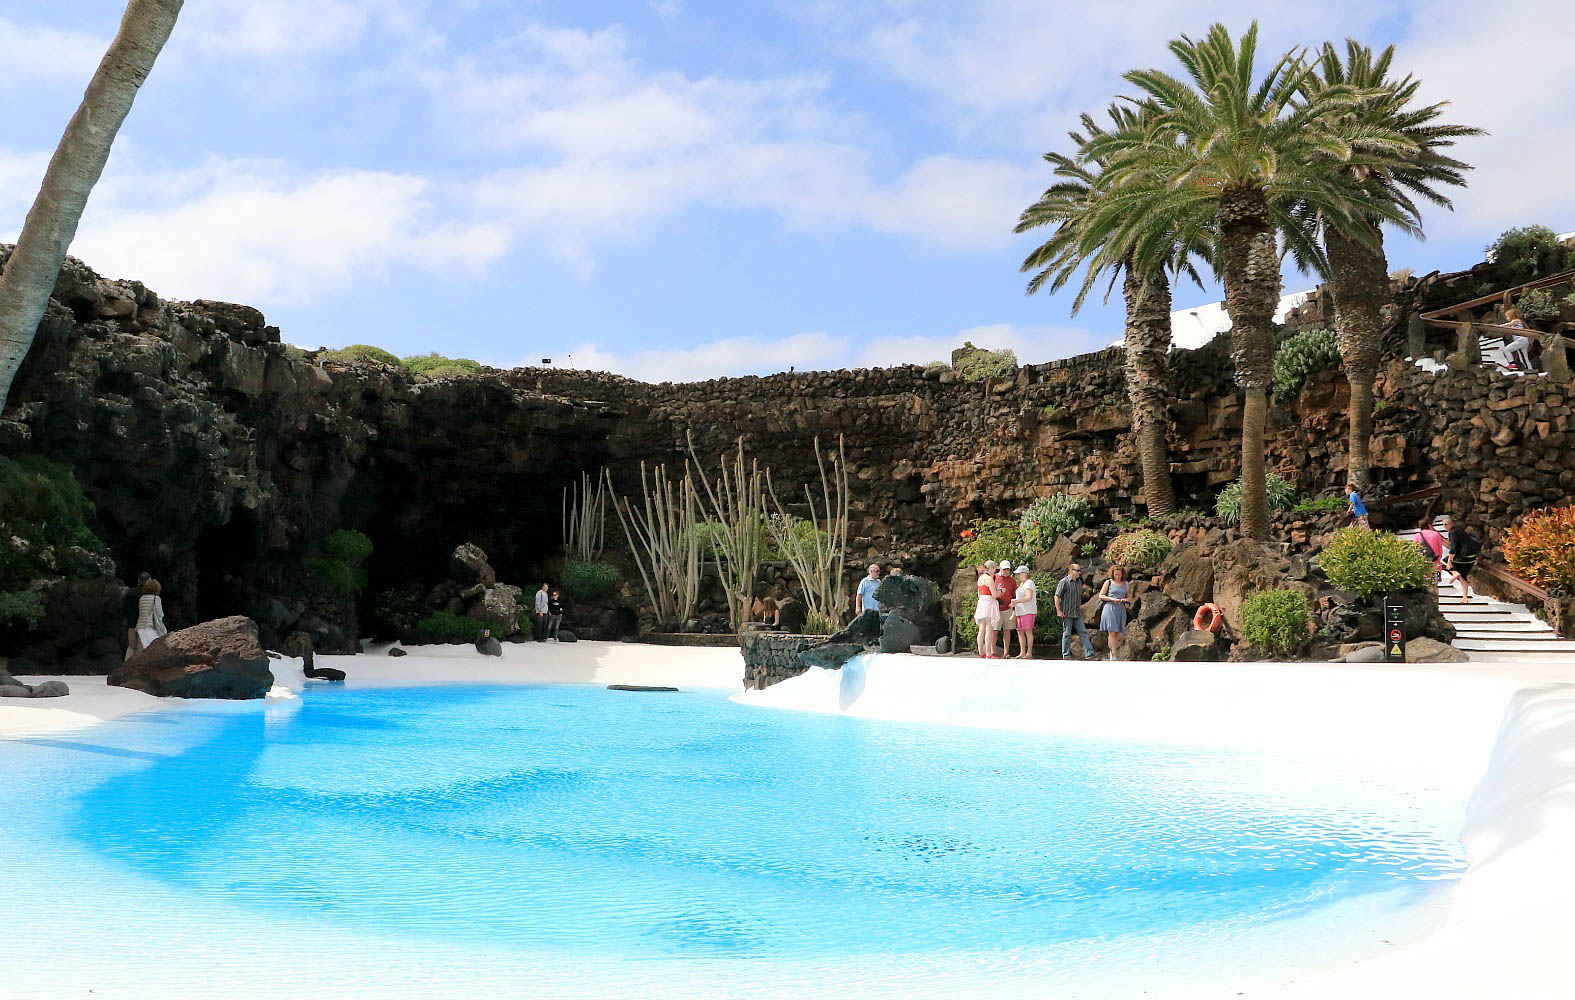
[0,17,106,85]
[549,322,1106,382]
[15,154,510,305]
[434,24,1031,275]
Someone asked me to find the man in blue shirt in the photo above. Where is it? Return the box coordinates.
[1346,482,1369,528]
[856,563,883,615]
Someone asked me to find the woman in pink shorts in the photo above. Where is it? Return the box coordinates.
[1010,565,1038,659]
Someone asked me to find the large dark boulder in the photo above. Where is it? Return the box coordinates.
[108,616,274,699]
[797,642,866,671]
[1317,589,1454,645]
[775,597,808,634]
[1156,545,1214,607]
[879,613,922,654]
[1170,629,1223,661]
[448,543,496,588]
[872,575,933,622]
[828,610,882,646]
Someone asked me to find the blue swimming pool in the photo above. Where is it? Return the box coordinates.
[1,684,1468,998]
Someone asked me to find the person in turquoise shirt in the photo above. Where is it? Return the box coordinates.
[1347,482,1369,528]
[856,563,882,615]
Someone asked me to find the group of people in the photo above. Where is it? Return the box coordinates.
[1413,514,1483,602]
[533,583,566,640]
[970,560,1131,660]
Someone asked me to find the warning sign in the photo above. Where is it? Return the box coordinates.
[1384,595,1407,662]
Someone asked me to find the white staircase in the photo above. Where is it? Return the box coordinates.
[1395,521,1575,657]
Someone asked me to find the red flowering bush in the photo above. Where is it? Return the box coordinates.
[1504,507,1575,595]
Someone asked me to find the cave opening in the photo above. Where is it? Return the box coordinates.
[193,507,264,624]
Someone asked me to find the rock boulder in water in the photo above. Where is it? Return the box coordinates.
[108,616,274,699]
[879,613,921,654]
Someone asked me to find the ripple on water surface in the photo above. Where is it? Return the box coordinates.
[9,684,1468,993]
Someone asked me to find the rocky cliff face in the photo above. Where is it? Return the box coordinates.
[1,250,1564,669]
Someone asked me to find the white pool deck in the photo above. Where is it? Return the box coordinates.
[3,641,1574,999]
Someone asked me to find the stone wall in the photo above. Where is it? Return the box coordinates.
[739,630,822,690]
[2,249,1569,668]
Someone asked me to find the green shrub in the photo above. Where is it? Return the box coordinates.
[322,344,400,366]
[1105,529,1173,570]
[954,346,1018,382]
[1291,495,1349,514]
[414,611,485,644]
[1216,473,1298,523]
[957,518,1029,570]
[764,514,825,562]
[372,589,424,639]
[1487,226,1569,282]
[561,559,621,601]
[402,353,484,379]
[307,529,372,595]
[1019,495,1092,553]
[1273,328,1340,401]
[1317,526,1432,598]
[0,455,112,626]
[803,610,838,636]
[1517,288,1560,325]
[0,588,45,629]
[516,606,539,634]
[1238,589,1310,656]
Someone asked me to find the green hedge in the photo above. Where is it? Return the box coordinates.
[561,559,621,601]
[954,346,1018,382]
[414,611,486,644]
[321,344,399,366]
[307,529,372,595]
[1317,526,1432,598]
[957,518,1030,570]
[402,353,484,379]
[1238,589,1310,656]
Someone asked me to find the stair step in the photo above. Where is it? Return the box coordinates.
[1456,629,1563,640]
[1455,638,1575,652]
[1452,621,1558,633]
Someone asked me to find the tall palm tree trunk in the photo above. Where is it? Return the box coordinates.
[0,0,184,411]
[1324,221,1388,492]
[1122,268,1177,517]
[1219,185,1280,541]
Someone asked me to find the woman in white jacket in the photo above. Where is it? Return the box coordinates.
[135,578,168,649]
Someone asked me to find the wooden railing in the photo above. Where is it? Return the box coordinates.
[1419,268,1575,323]
[1475,560,1550,606]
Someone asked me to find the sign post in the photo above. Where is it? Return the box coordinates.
[1384,594,1407,663]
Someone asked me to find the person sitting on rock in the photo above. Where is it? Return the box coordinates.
[134,578,168,652]
[755,595,780,627]
[546,590,565,640]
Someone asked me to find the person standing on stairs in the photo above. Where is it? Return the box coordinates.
[1442,515,1482,604]
[1415,516,1447,577]
[1346,483,1370,529]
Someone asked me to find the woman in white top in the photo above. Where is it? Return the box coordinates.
[1502,308,1534,372]
[135,578,168,649]
[1010,565,1038,660]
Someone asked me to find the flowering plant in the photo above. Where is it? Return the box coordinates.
[1504,506,1575,595]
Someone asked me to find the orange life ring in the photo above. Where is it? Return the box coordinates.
[1192,603,1222,633]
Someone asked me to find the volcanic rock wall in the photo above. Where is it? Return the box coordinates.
[1,251,1564,666]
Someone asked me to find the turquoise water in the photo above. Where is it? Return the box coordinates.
[0,684,1468,997]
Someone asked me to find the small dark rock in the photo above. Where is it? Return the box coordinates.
[1170,629,1222,662]
[30,680,70,698]
[303,664,346,682]
[0,684,32,698]
[388,647,408,657]
[607,684,679,692]
[935,635,952,655]
[475,635,503,657]
[557,630,578,643]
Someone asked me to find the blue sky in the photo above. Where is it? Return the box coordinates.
[2,1,1572,380]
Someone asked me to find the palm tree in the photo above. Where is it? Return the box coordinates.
[1017,106,1209,518]
[0,0,184,411]
[1084,23,1414,540]
[1307,41,1482,491]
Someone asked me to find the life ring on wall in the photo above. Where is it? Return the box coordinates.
[1192,603,1222,633]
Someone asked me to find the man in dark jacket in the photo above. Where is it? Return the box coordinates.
[1442,515,1482,603]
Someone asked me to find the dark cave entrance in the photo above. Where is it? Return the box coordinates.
[194,507,264,624]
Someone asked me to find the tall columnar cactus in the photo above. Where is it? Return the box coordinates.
[765,435,849,622]
[607,463,701,630]
[687,433,765,631]
[562,470,607,562]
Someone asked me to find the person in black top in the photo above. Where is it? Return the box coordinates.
[1442,515,1482,603]
[546,590,565,641]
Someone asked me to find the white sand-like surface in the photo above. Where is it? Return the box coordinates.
[4,641,1575,998]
